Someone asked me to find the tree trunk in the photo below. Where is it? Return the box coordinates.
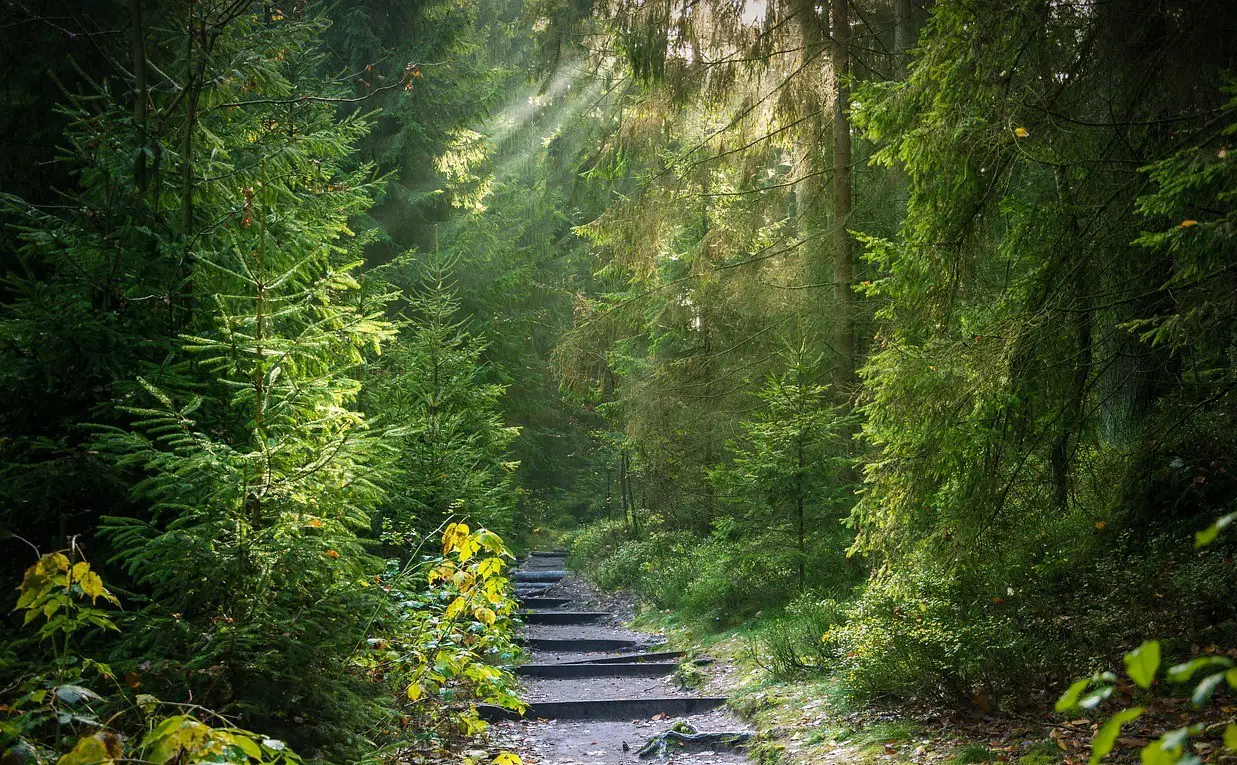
[130,0,148,193]
[791,0,832,357]
[796,439,806,591]
[831,0,855,395]
[620,449,631,533]
[893,0,915,71]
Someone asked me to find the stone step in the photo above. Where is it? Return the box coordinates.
[523,637,649,652]
[517,662,679,679]
[563,650,686,664]
[512,570,566,582]
[516,596,572,609]
[519,610,608,625]
[514,591,552,602]
[477,696,728,722]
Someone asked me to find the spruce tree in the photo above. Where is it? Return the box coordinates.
[709,340,854,594]
[366,252,520,540]
[0,6,400,756]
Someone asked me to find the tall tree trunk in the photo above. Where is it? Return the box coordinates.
[791,0,832,356]
[181,10,197,232]
[1050,168,1092,511]
[620,448,631,533]
[831,0,855,395]
[893,0,914,72]
[796,438,806,591]
[130,0,148,193]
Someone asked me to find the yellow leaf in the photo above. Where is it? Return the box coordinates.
[443,523,459,554]
[1094,521,1106,530]
[493,754,523,765]
[474,607,496,626]
[478,557,506,578]
[80,571,105,603]
[58,732,122,765]
[1180,219,1198,228]
[485,577,505,597]
[406,683,423,701]
[453,570,476,592]
[445,596,468,620]
[1014,127,1029,137]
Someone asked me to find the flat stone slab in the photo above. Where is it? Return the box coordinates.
[522,674,691,702]
[517,597,572,609]
[562,650,686,665]
[523,637,647,652]
[478,696,729,722]
[517,662,679,679]
[513,570,567,582]
[519,610,608,625]
[514,584,553,596]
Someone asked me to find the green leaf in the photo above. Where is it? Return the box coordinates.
[1125,642,1160,689]
[54,685,100,705]
[1167,657,1232,684]
[1223,724,1236,752]
[136,694,159,715]
[1057,677,1091,712]
[1191,671,1226,707]
[1141,730,1186,765]
[1091,707,1143,765]
[1196,511,1236,547]
[1080,685,1115,709]
[229,733,262,761]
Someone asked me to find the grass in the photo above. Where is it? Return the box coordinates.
[948,743,997,764]
[843,721,923,747]
[1017,740,1063,765]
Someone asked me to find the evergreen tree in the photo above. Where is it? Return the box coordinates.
[366,253,520,539]
[3,5,401,756]
[709,340,854,594]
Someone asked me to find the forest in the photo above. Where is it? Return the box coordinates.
[0,1,1234,765]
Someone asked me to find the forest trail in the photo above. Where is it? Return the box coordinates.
[482,552,752,764]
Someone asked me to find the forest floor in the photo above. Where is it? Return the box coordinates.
[635,619,1230,765]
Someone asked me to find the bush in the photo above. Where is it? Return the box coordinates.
[759,594,849,676]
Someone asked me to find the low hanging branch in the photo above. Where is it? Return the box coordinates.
[209,61,443,112]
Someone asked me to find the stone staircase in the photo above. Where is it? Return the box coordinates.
[479,551,750,763]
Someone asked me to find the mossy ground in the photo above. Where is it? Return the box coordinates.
[628,607,1070,765]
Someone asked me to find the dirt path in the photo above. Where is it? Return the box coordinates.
[486,553,752,764]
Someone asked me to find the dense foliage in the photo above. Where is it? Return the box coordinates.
[0,2,524,764]
[2,0,1236,764]
[525,0,1237,714]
